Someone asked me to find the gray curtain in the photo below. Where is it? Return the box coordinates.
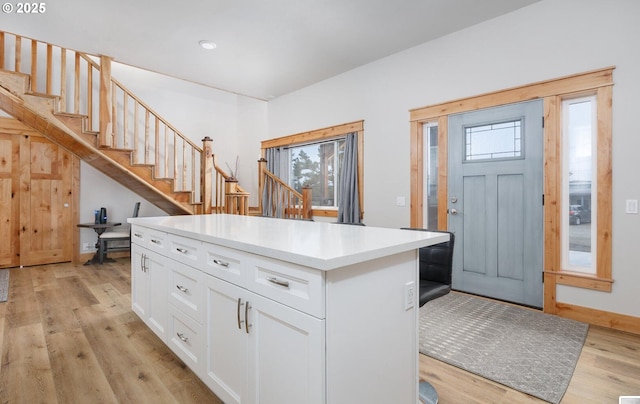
[337,132,361,224]
[262,147,287,217]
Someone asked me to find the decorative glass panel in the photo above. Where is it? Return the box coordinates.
[465,120,522,161]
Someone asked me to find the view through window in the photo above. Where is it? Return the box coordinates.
[563,96,596,273]
[289,139,345,208]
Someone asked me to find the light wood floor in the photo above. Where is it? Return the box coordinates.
[1,259,639,403]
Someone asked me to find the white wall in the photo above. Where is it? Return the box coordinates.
[265,0,640,317]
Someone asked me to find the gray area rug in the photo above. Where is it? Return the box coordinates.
[0,268,8,302]
[419,292,588,403]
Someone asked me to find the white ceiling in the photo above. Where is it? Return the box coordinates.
[3,0,540,100]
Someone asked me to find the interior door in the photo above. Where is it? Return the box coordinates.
[19,135,73,266]
[0,134,19,268]
[448,100,543,307]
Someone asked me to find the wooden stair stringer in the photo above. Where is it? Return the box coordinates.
[0,70,195,215]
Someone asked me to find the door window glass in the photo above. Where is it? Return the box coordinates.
[465,120,522,161]
[562,96,596,273]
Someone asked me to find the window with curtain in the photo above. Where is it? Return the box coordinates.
[260,121,364,219]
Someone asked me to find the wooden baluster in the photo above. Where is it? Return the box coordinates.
[87,62,93,131]
[164,127,169,179]
[133,101,139,163]
[99,55,113,147]
[46,44,52,94]
[257,158,267,215]
[182,140,187,192]
[30,40,37,92]
[59,49,66,111]
[123,93,128,148]
[154,117,160,178]
[144,110,150,163]
[0,32,5,70]
[74,53,80,114]
[15,35,21,72]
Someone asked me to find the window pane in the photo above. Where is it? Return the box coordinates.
[465,120,522,161]
[564,98,595,272]
[289,139,344,207]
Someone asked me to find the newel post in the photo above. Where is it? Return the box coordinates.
[202,136,213,214]
[257,157,267,215]
[302,186,312,219]
[99,55,113,147]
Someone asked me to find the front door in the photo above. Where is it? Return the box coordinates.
[448,100,543,307]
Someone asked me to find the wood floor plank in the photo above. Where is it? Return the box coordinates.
[123,320,223,403]
[73,304,178,403]
[46,327,118,403]
[0,323,58,403]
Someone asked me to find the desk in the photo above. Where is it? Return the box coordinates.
[77,222,122,265]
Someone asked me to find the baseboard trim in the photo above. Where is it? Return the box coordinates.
[555,302,640,335]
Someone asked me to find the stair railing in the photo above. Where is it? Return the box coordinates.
[0,30,255,214]
[258,158,312,220]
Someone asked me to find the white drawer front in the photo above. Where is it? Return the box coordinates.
[168,234,202,266]
[130,225,146,244]
[146,229,168,254]
[248,256,325,318]
[202,243,247,287]
[168,305,203,374]
[169,260,203,323]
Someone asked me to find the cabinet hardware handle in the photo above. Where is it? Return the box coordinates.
[213,259,229,267]
[176,285,188,293]
[140,254,145,272]
[176,247,188,254]
[245,301,251,334]
[151,239,161,244]
[134,233,142,238]
[176,333,188,343]
[237,298,244,330]
[267,277,290,288]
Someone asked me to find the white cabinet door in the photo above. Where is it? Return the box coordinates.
[131,243,167,342]
[131,244,148,319]
[247,292,325,404]
[147,250,168,340]
[203,275,248,404]
[203,274,325,404]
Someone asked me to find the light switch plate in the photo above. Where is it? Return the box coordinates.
[626,199,638,214]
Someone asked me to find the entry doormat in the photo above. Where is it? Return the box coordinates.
[0,268,9,302]
[419,292,588,403]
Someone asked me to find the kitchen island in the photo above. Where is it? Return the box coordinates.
[129,214,448,404]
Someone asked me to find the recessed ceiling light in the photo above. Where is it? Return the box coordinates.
[199,40,217,50]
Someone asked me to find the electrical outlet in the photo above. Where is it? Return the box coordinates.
[404,281,415,310]
[83,242,93,251]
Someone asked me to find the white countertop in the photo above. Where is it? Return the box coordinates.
[129,214,449,270]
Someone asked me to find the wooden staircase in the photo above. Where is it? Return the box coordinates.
[0,69,195,214]
[0,31,245,216]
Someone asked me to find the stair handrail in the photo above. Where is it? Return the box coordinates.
[258,159,312,220]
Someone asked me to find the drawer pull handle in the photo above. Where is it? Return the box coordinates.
[151,239,161,244]
[267,277,290,288]
[213,259,229,267]
[134,233,143,238]
[176,247,188,254]
[237,298,244,330]
[176,333,189,343]
[245,301,251,334]
[176,285,188,293]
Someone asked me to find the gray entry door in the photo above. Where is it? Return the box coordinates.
[448,100,543,308]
